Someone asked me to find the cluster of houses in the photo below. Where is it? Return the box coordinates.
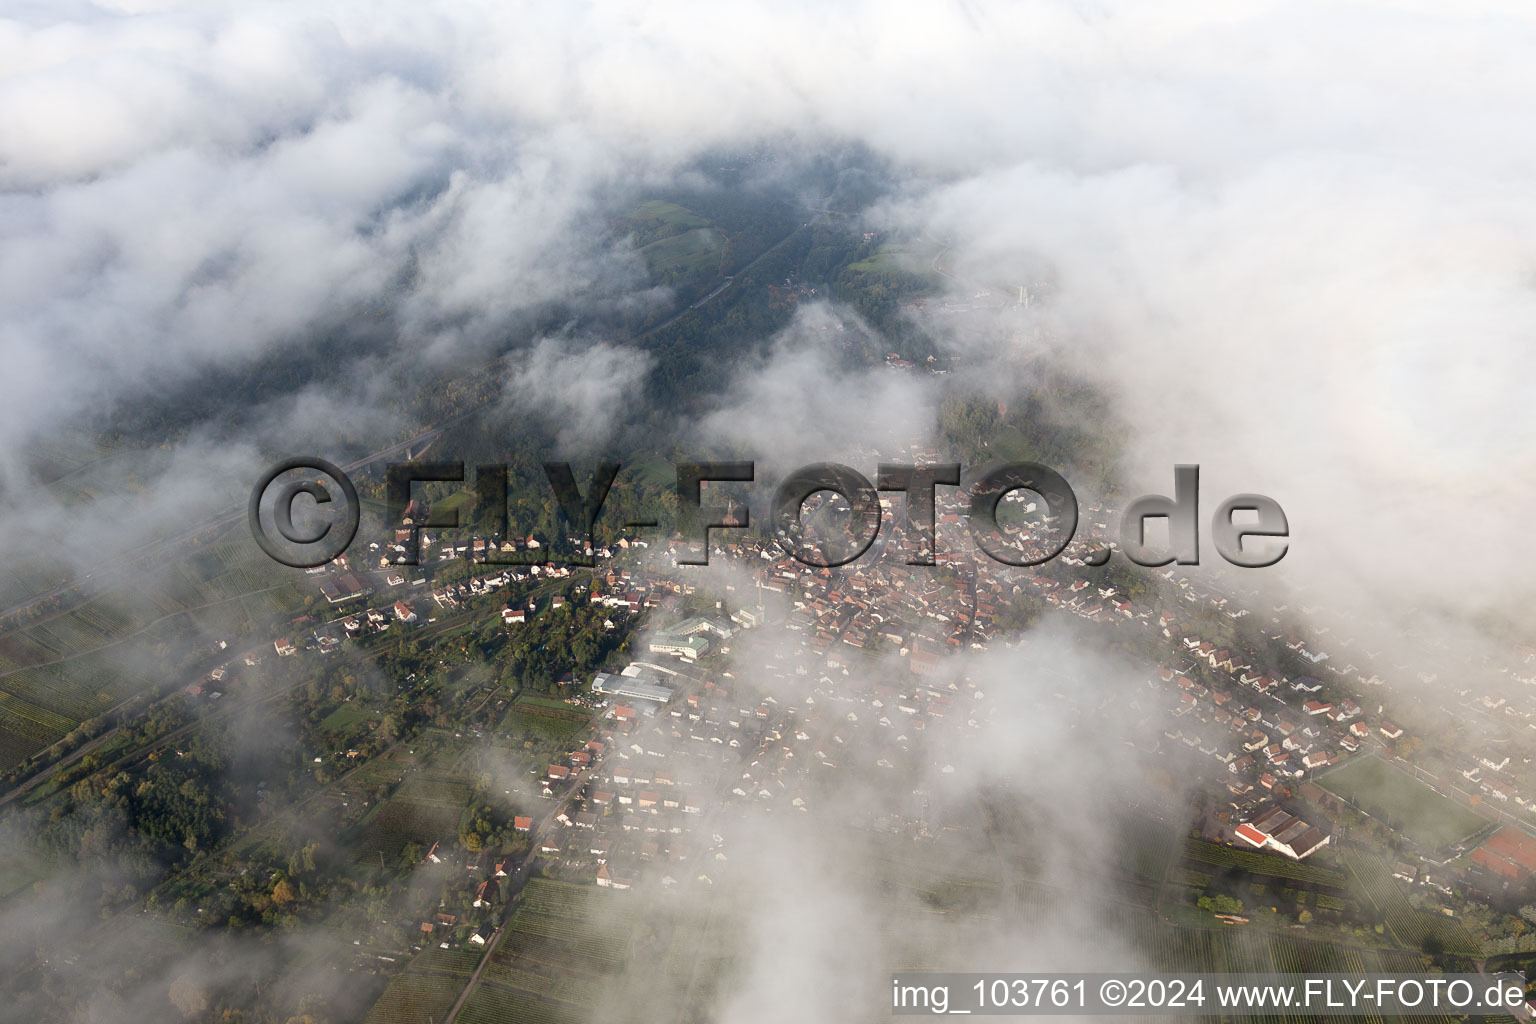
[535,694,719,895]
[1148,646,1387,809]
[415,844,507,949]
[276,554,591,663]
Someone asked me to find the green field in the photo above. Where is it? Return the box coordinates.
[320,703,373,732]
[512,695,586,714]
[616,200,726,285]
[639,227,724,279]
[620,199,710,237]
[847,247,923,274]
[843,242,940,290]
[628,457,675,488]
[1320,757,1488,850]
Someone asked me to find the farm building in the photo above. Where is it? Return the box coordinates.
[1238,805,1331,860]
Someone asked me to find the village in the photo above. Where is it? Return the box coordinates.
[187,452,1536,970]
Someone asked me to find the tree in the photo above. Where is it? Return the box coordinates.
[1198,894,1243,915]
[272,879,297,905]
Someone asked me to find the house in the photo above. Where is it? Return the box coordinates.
[513,816,532,832]
[1378,721,1404,740]
[502,605,526,625]
[547,765,570,781]
[274,637,296,656]
[595,863,633,890]
[472,878,500,907]
[393,601,417,623]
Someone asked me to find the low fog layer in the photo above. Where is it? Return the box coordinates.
[1,2,1532,1022]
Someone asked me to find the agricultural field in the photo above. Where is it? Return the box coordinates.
[1320,757,1488,851]
[0,530,316,773]
[354,796,467,866]
[1180,838,1347,887]
[503,696,592,738]
[1112,811,1179,903]
[1004,878,1412,982]
[512,695,590,717]
[457,988,583,1024]
[865,834,998,909]
[0,690,75,769]
[362,968,465,1024]
[396,771,474,806]
[1341,847,1481,956]
[454,879,637,1022]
